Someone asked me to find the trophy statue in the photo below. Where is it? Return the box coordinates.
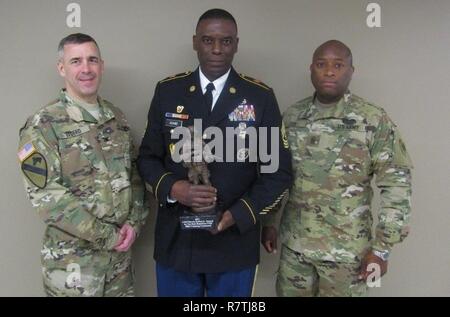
[179,126,221,231]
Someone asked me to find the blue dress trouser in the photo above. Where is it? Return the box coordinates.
[156,262,257,297]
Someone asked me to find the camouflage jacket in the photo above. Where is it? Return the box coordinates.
[265,93,412,262]
[18,90,146,250]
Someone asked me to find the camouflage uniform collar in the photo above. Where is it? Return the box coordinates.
[59,89,115,124]
[97,95,116,124]
[305,91,352,120]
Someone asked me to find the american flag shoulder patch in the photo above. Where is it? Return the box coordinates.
[18,143,36,162]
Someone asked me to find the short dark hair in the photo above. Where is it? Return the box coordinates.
[58,33,100,58]
[196,8,237,31]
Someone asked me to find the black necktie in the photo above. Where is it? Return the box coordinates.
[204,82,215,114]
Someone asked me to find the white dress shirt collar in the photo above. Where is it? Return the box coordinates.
[199,67,231,110]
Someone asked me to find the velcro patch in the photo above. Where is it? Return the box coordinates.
[21,153,48,189]
[59,125,90,139]
[18,143,36,162]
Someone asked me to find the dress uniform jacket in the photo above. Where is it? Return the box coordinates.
[138,68,292,273]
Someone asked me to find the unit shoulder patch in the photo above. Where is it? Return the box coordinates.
[21,152,48,189]
[239,74,271,90]
[159,71,192,84]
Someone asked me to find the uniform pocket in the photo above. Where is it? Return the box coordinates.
[100,125,132,221]
[287,127,309,177]
[59,134,96,199]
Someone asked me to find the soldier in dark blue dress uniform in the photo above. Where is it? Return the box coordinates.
[138,8,292,297]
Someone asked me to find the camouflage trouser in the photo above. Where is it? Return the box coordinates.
[41,240,134,297]
[276,244,367,297]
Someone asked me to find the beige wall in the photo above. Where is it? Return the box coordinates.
[1,0,449,296]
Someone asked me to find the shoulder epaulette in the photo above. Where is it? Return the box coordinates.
[159,71,192,84]
[239,73,271,90]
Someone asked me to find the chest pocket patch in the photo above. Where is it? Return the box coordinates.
[57,126,98,196]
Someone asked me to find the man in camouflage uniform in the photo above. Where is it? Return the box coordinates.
[18,33,146,296]
[262,40,413,296]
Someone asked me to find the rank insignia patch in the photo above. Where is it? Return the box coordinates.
[281,122,289,149]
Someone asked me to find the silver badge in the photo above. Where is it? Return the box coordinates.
[237,148,249,161]
[238,122,247,139]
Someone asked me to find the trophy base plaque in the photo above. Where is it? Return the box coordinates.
[180,205,221,231]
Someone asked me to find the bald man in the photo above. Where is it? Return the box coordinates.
[261,40,413,296]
